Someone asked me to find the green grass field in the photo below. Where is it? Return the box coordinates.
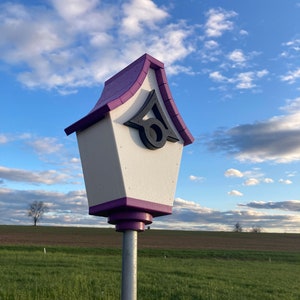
[0,226,300,299]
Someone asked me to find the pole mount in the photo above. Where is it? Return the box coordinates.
[108,211,153,232]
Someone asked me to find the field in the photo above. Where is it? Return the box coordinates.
[0,226,300,299]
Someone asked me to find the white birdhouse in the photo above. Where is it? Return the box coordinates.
[65,53,193,231]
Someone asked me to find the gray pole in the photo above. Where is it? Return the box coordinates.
[121,230,137,300]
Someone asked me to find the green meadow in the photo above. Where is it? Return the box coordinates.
[0,245,299,300]
[0,226,299,299]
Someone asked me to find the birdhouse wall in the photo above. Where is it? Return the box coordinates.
[109,69,184,208]
[76,116,126,208]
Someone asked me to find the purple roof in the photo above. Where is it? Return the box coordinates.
[65,53,194,146]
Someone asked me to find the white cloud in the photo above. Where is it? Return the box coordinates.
[257,69,269,78]
[243,178,259,186]
[280,97,300,113]
[52,0,100,21]
[280,38,300,82]
[204,8,237,38]
[145,22,196,75]
[199,42,222,63]
[235,72,256,89]
[285,171,297,177]
[228,189,243,196]
[70,157,80,164]
[204,40,219,49]
[209,71,227,82]
[0,134,9,144]
[228,49,246,63]
[225,168,273,185]
[0,166,69,185]
[0,133,66,166]
[0,133,34,145]
[173,198,212,212]
[27,137,63,155]
[279,179,292,185]
[281,38,300,58]
[224,168,243,178]
[263,178,274,184]
[0,0,197,93]
[281,68,300,84]
[239,29,248,36]
[209,70,268,90]
[120,0,169,36]
[284,39,300,50]
[189,175,205,182]
[240,200,300,212]
[202,15,268,92]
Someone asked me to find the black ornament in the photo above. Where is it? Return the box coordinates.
[124,90,179,150]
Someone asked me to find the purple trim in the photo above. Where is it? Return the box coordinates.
[109,211,153,224]
[108,211,153,232]
[64,53,194,146]
[89,197,172,217]
[116,221,145,232]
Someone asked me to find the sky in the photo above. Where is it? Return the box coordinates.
[1,0,300,233]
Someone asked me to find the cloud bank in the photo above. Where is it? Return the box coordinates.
[0,1,272,96]
[0,166,69,185]
[1,186,299,232]
[157,198,300,232]
[206,97,300,163]
[239,200,300,212]
[0,0,196,94]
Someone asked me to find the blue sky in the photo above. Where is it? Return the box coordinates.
[1,0,300,232]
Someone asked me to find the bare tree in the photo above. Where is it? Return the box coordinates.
[233,222,243,232]
[28,201,48,226]
[251,226,262,233]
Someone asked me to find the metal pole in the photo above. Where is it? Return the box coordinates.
[121,230,137,300]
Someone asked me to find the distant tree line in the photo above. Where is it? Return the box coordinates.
[233,222,262,233]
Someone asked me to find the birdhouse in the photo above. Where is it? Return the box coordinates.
[65,53,193,231]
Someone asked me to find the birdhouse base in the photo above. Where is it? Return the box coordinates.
[108,211,153,232]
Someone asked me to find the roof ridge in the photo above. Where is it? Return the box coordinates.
[65,53,194,146]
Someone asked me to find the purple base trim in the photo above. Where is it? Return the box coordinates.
[89,197,172,217]
[108,211,153,232]
[89,197,172,232]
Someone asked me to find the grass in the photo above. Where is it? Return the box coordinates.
[0,247,121,300]
[139,254,300,299]
[1,226,299,299]
[0,245,299,300]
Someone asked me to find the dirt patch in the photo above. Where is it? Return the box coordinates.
[0,225,299,252]
[140,230,300,251]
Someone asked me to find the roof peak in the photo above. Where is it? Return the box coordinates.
[65,53,194,146]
